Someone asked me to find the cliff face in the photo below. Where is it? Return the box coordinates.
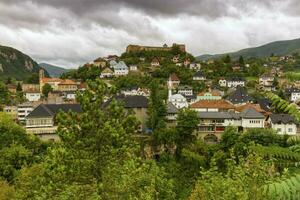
[126,43,186,53]
[0,45,43,81]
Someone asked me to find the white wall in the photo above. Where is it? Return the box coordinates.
[272,123,297,135]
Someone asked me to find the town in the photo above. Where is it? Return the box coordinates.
[2,43,300,144]
[2,41,300,199]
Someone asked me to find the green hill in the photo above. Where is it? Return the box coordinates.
[39,63,70,78]
[0,45,43,81]
[197,38,300,60]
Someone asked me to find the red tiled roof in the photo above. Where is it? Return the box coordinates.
[170,73,179,81]
[191,99,235,109]
[235,103,271,116]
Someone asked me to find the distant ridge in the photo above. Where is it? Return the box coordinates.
[39,63,70,78]
[197,38,300,60]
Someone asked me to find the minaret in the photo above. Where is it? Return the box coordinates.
[39,68,45,92]
[167,77,173,102]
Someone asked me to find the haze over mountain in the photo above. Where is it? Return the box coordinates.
[39,63,70,78]
[197,38,300,60]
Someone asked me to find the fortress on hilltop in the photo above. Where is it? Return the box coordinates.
[126,43,186,53]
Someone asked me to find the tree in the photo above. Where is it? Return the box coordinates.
[42,83,53,98]
[0,82,10,105]
[239,56,245,67]
[26,73,39,84]
[175,109,198,152]
[16,82,22,92]
[147,80,167,132]
[223,55,231,64]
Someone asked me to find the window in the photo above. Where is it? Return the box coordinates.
[277,128,282,132]
[288,128,293,132]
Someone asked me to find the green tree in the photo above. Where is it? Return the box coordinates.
[42,83,53,98]
[16,82,22,92]
[175,109,198,153]
[239,56,245,67]
[26,73,39,84]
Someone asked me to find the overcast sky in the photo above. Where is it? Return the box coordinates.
[0,0,300,68]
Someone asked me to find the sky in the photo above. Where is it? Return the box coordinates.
[0,0,300,69]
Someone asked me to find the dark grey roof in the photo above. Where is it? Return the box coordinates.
[178,85,193,90]
[27,104,82,118]
[167,102,178,114]
[193,71,205,77]
[285,88,300,94]
[104,95,148,108]
[257,98,271,112]
[227,86,253,104]
[240,108,265,119]
[198,112,233,119]
[227,77,245,82]
[270,114,297,124]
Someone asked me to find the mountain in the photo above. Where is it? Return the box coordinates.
[39,63,70,78]
[0,45,43,81]
[197,38,300,60]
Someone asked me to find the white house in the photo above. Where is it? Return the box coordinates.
[178,85,193,96]
[100,67,114,78]
[18,102,36,122]
[240,108,265,129]
[287,88,300,102]
[219,78,227,87]
[227,77,246,88]
[269,114,298,135]
[25,91,41,102]
[169,94,188,109]
[113,61,129,76]
[189,62,201,70]
[193,71,206,81]
[129,65,138,71]
[151,57,160,67]
[259,75,275,91]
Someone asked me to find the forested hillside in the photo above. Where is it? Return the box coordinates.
[198,38,300,60]
[0,45,42,81]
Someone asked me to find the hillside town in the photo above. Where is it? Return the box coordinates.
[1,43,300,145]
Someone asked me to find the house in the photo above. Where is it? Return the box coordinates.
[129,65,138,71]
[151,57,160,67]
[169,94,188,109]
[105,55,119,61]
[166,102,179,127]
[232,65,241,72]
[93,57,106,68]
[189,62,201,70]
[63,91,77,101]
[256,98,272,112]
[235,103,270,117]
[240,108,265,129]
[25,89,41,102]
[113,61,129,76]
[184,58,191,66]
[22,84,40,92]
[197,108,265,137]
[190,99,235,112]
[268,114,298,135]
[178,85,193,96]
[193,71,206,81]
[172,55,180,63]
[3,106,18,120]
[26,104,82,141]
[259,74,275,91]
[17,102,38,123]
[219,78,227,87]
[57,79,77,92]
[103,95,149,132]
[168,73,180,88]
[39,69,77,92]
[226,77,246,88]
[100,67,114,78]
[227,86,253,105]
[197,90,222,101]
[286,88,300,102]
[121,87,150,97]
[109,60,118,67]
[7,84,17,93]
